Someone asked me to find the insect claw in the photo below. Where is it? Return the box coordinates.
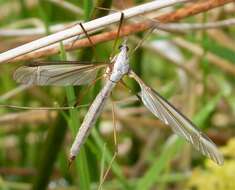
[73,101,79,108]
[68,156,75,169]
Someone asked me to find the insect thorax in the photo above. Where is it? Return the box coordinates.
[109,51,129,82]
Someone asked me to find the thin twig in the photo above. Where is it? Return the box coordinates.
[155,18,235,33]
[10,0,234,63]
[207,29,235,52]
[0,110,56,125]
[0,104,89,110]
[5,18,44,29]
[0,167,36,176]
[0,22,78,37]
[172,37,235,76]
[0,0,191,63]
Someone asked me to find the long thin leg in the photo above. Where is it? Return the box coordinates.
[129,25,156,56]
[111,98,118,152]
[69,22,82,49]
[120,79,142,102]
[110,12,125,59]
[79,23,100,61]
[98,98,118,190]
[98,152,117,190]
[69,22,99,60]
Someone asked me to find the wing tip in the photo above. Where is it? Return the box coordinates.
[13,67,23,82]
[212,151,224,166]
[13,66,32,85]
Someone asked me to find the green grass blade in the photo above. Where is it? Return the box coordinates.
[136,138,184,190]
[59,43,91,190]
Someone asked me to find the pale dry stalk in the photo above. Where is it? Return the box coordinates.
[0,0,190,63]
[10,0,234,63]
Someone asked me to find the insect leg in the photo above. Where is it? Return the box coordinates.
[98,97,118,190]
[109,12,125,59]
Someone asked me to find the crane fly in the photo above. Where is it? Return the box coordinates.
[13,39,224,165]
[13,8,224,166]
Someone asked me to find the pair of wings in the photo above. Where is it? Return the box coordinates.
[13,63,224,165]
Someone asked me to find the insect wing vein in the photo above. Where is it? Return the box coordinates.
[130,71,223,165]
[13,64,105,86]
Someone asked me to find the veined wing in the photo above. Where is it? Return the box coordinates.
[129,70,223,165]
[27,60,106,66]
[13,64,106,86]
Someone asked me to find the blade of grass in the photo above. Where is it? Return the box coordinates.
[31,112,68,190]
[193,93,222,129]
[136,137,184,190]
[84,0,93,21]
[29,5,70,190]
[96,172,188,189]
[99,143,107,187]
[59,43,91,190]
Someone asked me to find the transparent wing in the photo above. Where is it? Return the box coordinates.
[13,64,106,86]
[129,70,223,165]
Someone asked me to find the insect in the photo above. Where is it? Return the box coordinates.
[13,18,224,166]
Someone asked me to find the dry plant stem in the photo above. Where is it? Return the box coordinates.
[0,36,38,51]
[0,0,189,63]
[207,29,235,52]
[156,18,235,32]
[173,37,235,76]
[0,104,78,110]
[0,110,56,126]
[11,0,234,63]
[12,28,102,62]
[130,130,159,177]
[48,0,83,15]
[129,36,201,81]
[0,22,77,37]
[0,167,36,176]
[0,167,60,178]
[103,111,165,129]
[5,18,44,29]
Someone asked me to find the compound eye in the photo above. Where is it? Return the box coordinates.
[118,45,129,51]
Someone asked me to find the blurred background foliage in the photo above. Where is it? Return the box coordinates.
[0,0,235,190]
[187,138,235,190]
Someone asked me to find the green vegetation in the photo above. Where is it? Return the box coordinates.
[0,0,234,190]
